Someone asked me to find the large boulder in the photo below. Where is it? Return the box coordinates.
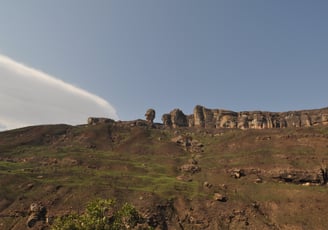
[26,202,47,228]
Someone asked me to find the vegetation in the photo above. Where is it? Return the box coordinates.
[1,123,328,229]
[51,199,147,230]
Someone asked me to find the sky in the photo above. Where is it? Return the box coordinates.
[0,1,328,130]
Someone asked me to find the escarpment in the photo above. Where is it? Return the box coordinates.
[87,105,328,129]
[162,105,328,129]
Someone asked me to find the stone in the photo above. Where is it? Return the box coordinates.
[26,202,47,228]
[203,181,212,188]
[27,213,38,228]
[179,164,201,174]
[145,108,156,124]
[213,193,227,202]
[231,169,245,179]
[30,203,39,212]
[171,135,192,147]
[188,158,198,165]
[25,183,34,190]
[176,175,193,182]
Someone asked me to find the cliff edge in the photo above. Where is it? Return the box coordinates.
[162,105,328,129]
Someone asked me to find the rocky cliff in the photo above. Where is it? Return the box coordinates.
[162,105,328,129]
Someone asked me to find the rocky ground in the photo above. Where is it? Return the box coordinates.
[1,121,328,229]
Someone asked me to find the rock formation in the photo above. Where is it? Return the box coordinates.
[26,202,47,228]
[88,105,328,130]
[145,108,156,124]
[88,117,115,125]
[162,109,188,128]
[161,113,172,127]
[162,105,328,129]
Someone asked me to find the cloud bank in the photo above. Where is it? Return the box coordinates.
[0,54,118,130]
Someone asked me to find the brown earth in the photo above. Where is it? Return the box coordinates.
[1,121,328,229]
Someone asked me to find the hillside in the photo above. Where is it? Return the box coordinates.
[1,119,328,229]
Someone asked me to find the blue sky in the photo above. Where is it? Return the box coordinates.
[1,1,328,128]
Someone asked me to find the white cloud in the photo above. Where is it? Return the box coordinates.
[0,54,118,130]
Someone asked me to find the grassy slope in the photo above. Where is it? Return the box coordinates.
[0,123,328,229]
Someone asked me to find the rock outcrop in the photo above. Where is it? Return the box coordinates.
[87,117,115,125]
[26,202,47,228]
[162,109,188,128]
[162,105,328,129]
[145,108,156,124]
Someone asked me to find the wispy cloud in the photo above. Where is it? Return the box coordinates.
[0,54,118,130]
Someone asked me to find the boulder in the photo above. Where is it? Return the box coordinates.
[179,164,201,174]
[26,202,47,228]
[213,193,227,202]
[230,169,245,179]
[188,158,198,165]
[203,181,213,188]
[171,135,192,147]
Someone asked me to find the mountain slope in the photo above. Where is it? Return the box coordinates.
[1,122,328,229]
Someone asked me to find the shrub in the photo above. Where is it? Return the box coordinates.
[51,199,146,230]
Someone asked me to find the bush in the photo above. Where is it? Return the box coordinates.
[51,199,147,230]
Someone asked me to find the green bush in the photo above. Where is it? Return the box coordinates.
[51,199,147,230]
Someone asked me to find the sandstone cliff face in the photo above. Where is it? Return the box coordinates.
[162,105,328,129]
[162,109,188,128]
